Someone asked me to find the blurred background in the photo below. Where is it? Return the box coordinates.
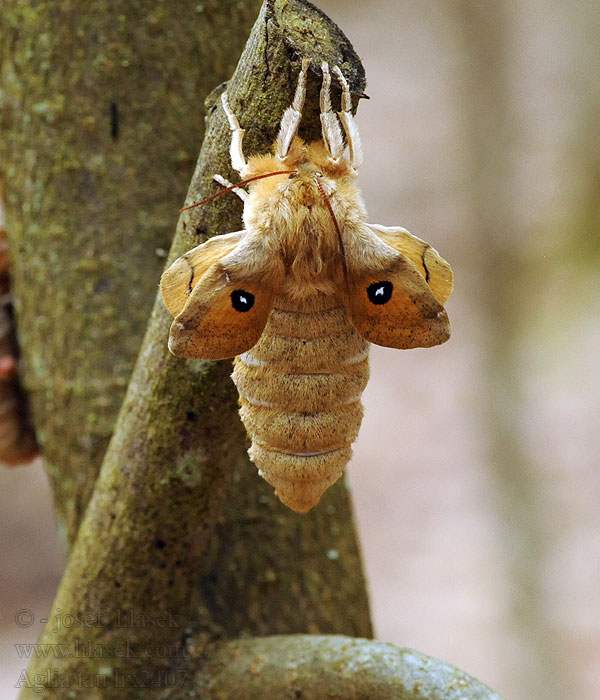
[1,1,599,698]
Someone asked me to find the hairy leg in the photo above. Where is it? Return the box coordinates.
[221,91,248,176]
[213,173,248,201]
[319,62,345,162]
[332,66,363,172]
[276,57,311,160]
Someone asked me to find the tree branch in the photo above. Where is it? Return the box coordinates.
[170,635,506,700]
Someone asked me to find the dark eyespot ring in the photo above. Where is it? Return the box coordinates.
[231,289,255,312]
[288,173,297,179]
[367,281,393,305]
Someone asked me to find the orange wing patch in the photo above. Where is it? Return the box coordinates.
[367,223,453,305]
[161,231,283,360]
[160,231,243,317]
[345,224,451,349]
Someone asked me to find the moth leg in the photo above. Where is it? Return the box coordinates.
[276,57,310,160]
[213,173,248,202]
[319,61,345,162]
[221,91,248,176]
[332,66,363,171]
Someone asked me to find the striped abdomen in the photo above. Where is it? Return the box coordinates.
[231,293,370,512]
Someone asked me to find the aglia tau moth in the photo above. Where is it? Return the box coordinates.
[161,59,453,512]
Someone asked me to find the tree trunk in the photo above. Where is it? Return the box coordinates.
[176,635,506,700]
[0,0,262,546]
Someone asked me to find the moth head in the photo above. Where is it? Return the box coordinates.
[283,163,337,200]
[238,146,313,204]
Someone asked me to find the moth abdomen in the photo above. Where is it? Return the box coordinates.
[233,364,368,413]
[248,445,354,514]
[231,296,370,512]
[238,402,364,453]
[240,330,367,374]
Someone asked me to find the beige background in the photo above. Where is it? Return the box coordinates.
[2,1,599,699]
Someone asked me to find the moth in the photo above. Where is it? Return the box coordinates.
[161,59,453,512]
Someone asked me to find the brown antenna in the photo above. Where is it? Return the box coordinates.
[315,177,349,289]
[180,170,296,212]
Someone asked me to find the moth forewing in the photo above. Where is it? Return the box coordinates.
[160,231,244,316]
[342,223,451,349]
[367,223,453,305]
[164,229,285,359]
